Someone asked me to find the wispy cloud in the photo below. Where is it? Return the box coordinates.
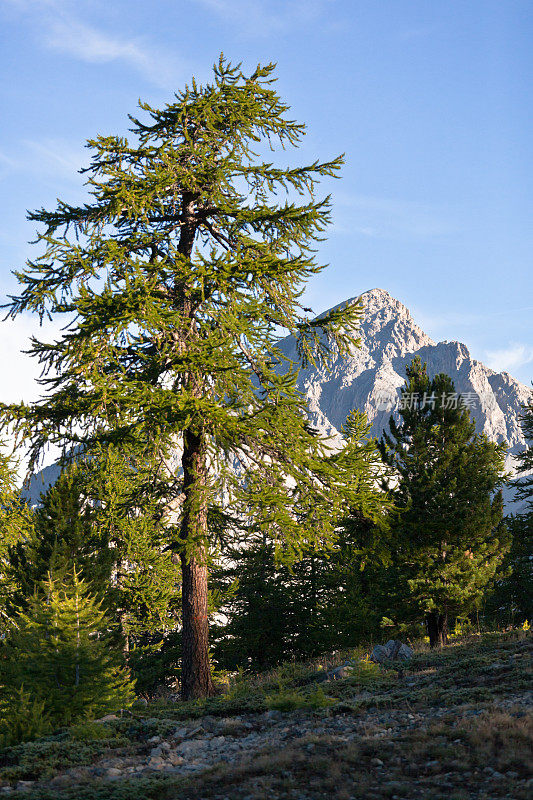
[0,138,87,184]
[194,0,335,37]
[416,304,533,334]
[3,1,189,89]
[24,138,87,179]
[333,192,458,240]
[486,343,533,374]
[44,17,187,88]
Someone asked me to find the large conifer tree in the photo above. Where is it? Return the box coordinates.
[380,357,509,646]
[1,58,362,698]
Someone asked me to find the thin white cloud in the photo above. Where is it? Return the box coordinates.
[44,17,187,88]
[0,138,87,186]
[194,0,335,36]
[0,313,64,477]
[24,138,87,179]
[4,2,189,89]
[416,305,533,334]
[486,343,533,374]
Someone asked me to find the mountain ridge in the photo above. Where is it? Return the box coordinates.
[278,288,531,495]
[24,288,532,507]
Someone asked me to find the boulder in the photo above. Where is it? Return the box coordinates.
[370,644,389,663]
[371,640,413,663]
[326,665,353,680]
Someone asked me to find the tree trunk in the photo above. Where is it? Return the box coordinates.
[174,189,215,699]
[179,427,215,700]
[426,611,448,647]
[180,550,213,699]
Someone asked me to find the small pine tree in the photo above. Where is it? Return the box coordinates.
[0,569,135,727]
[380,357,509,646]
[514,394,533,510]
[7,449,181,689]
[6,461,114,615]
[0,447,33,626]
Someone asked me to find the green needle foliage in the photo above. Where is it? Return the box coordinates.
[212,411,391,668]
[380,357,509,646]
[6,452,181,685]
[0,448,33,627]
[6,461,114,616]
[513,393,533,512]
[1,57,363,698]
[487,393,533,623]
[0,569,135,731]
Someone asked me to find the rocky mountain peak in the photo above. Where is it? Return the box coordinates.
[279,289,531,502]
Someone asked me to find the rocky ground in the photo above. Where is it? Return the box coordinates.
[0,631,531,799]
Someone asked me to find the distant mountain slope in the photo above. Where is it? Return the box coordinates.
[24,288,532,508]
[280,289,532,510]
[278,288,531,503]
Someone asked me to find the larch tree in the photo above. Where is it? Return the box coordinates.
[0,448,33,627]
[380,357,509,647]
[1,58,364,698]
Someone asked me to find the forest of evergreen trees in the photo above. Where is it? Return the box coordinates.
[0,58,531,742]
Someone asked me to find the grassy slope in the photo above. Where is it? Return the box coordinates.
[0,630,531,799]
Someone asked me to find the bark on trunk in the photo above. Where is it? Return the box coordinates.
[180,550,213,699]
[426,612,448,648]
[173,189,215,699]
[179,427,215,700]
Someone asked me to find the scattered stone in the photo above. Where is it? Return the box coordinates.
[371,640,414,663]
[370,645,389,664]
[371,758,384,767]
[327,665,353,680]
[147,757,167,770]
[210,736,226,747]
[106,768,122,778]
[177,740,207,757]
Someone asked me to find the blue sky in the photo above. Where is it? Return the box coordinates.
[1,0,532,406]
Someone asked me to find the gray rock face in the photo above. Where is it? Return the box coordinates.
[278,288,532,507]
